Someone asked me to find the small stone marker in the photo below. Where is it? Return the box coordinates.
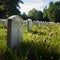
[28,19,32,31]
[3,20,7,28]
[7,15,23,48]
[36,21,40,27]
[0,19,7,28]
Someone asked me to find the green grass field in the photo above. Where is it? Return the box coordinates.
[0,22,60,60]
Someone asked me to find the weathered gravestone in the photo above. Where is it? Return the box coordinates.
[40,21,44,26]
[7,15,23,48]
[3,20,7,28]
[28,19,32,31]
[36,21,40,27]
[0,19,7,28]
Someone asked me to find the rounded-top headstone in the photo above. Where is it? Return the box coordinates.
[7,15,23,48]
[27,19,32,31]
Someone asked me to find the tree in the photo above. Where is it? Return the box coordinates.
[0,0,23,18]
[47,1,60,22]
[28,8,37,20]
[21,12,28,20]
[37,11,43,21]
[43,7,49,21]
[54,2,60,22]
[28,8,43,21]
[0,0,7,18]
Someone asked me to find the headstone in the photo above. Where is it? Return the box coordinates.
[33,20,35,23]
[39,21,42,26]
[28,19,32,31]
[36,21,40,27]
[7,15,23,48]
[0,19,7,27]
[3,20,7,28]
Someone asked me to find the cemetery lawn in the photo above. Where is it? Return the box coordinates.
[0,22,60,60]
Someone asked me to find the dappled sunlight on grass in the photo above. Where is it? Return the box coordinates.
[0,22,60,60]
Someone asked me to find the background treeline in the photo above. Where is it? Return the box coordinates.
[21,1,60,22]
[0,0,23,18]
[0,0,60,22]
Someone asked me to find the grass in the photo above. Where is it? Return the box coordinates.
[0,22,60,60]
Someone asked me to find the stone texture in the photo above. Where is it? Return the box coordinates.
[7,15,23,48]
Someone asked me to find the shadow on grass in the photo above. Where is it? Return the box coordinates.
[0,26,4,29]
[0,41,60,60]
[16,41,60,60]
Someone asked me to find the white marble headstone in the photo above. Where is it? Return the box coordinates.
[7,15,23,48]
[28,19,32,31]
[36,21,40,27]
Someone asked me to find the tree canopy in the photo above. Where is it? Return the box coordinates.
[21,12,28,20]
[1,0,60,22]
[43,7,49,22]
[43,1,60,22]
[0,0,23,18]
[28,8,43,21]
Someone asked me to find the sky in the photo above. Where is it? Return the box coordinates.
[19,0,60,14]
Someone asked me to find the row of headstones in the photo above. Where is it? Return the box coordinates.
[7,15,32,49]
[0,19,32,31]
[0,19,7,27]
[0,15,55,49]
[0,18,55,29]
[24,20,55,27]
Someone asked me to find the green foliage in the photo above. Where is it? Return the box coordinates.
[28,8,37,20]
[44,1,60,22]
[43,7,49,21]
[37,11,43,21]
[0,22,60,60]
[0,0,23,18]
[28,8,43,21]
[21,12,28,20]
